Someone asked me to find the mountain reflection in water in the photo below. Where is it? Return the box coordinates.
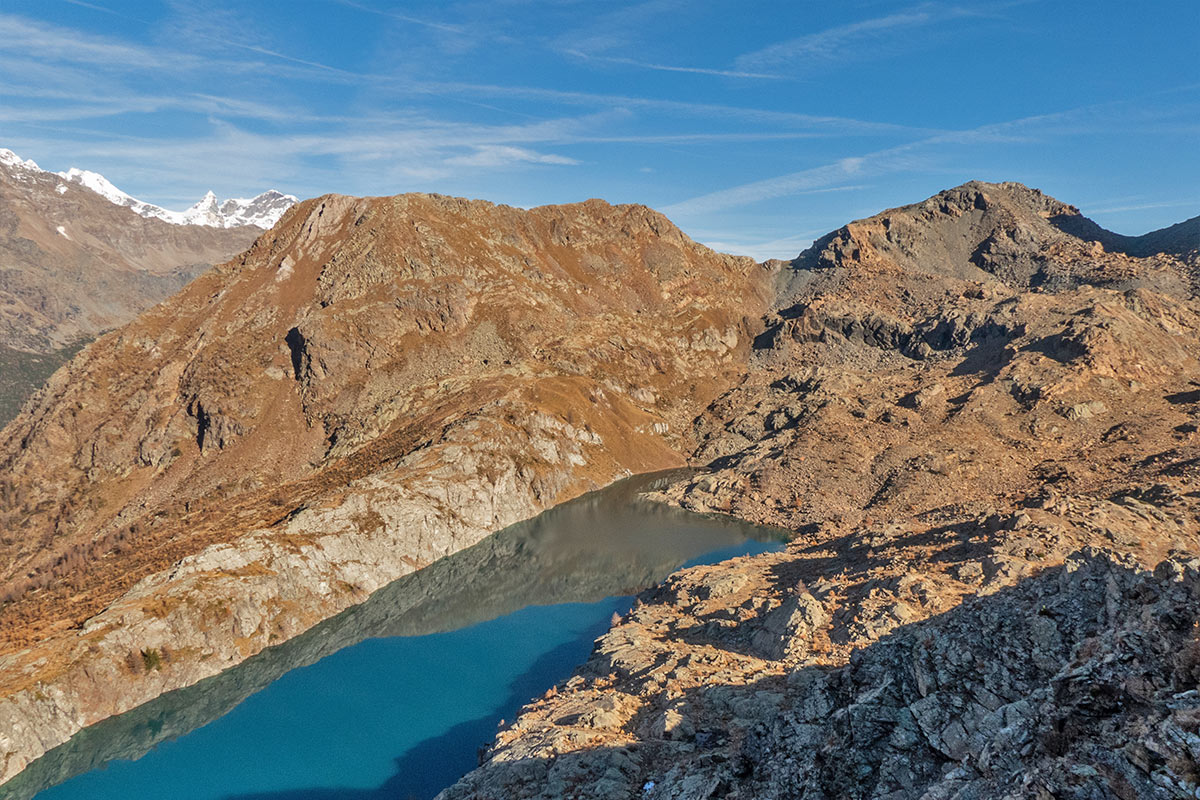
[9,471,784,800]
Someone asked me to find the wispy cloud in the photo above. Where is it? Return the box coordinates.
[0,9,935,203]
[549,0,790,81]
[429,81,944,136]
[696,189,871,260]
[334,0,468,35]
[1087,199,1200,215]
[0,11,341,87]
[158,1,359,76]
[552,0,686,59]
[565,132,862,144]
[0,14,167,69]
[660,102,1123,216]
[734,3,977,73]
[700,229,835,262]
[6,108,596,204]
[200,39,353,76]
[663,154,914,216]
[62,0,124,16]
[0,11,940,140]
[443,145,580,168]
[563,50,784,81]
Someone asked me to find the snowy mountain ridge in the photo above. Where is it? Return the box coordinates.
[0,147,296,230]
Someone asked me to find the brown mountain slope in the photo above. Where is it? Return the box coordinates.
[0,192,770,782]
[439,182,1200,800]
[0,155,262,426]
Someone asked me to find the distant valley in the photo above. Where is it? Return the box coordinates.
[0,148,294,425]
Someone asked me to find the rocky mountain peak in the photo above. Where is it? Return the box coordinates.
[0,148,40,172]
[178,190,221,225]
[217,189,297,229]
[163,188,300,229]
[785,180,1195,301]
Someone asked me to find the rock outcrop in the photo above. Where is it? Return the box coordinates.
[442,547,1200,800]
[0,192,770,783]
[439,182,1200,800]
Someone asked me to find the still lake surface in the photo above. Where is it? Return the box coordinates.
[9,472,783,800]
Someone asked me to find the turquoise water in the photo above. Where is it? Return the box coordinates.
[37,600,633,800]
[12,474,782,800]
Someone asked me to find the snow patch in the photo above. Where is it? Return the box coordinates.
[56,225,69,239]
[55,184,67,195]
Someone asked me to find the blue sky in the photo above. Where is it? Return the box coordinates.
[2,0,1198,259]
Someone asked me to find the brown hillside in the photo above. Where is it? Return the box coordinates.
[0,194,774,792]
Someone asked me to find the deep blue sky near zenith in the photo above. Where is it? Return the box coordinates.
[2,1,1197,259]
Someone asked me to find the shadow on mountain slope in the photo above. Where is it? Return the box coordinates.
[437,550,1200,800]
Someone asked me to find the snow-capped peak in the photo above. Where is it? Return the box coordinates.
[216,190,299,229]
[56,167,171,220]
[56,170,298,229]
[0,146,295,229]
[158,189,298,229]
[177,191,224,227]
[0,148,40,172]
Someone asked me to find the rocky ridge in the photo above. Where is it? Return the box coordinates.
[0,192,770,783]
[439,182,1200,799]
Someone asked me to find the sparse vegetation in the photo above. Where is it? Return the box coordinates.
[141,648,163,672]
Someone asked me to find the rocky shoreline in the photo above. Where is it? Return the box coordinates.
[440,537,1200,800]
[439,182,1200,799]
